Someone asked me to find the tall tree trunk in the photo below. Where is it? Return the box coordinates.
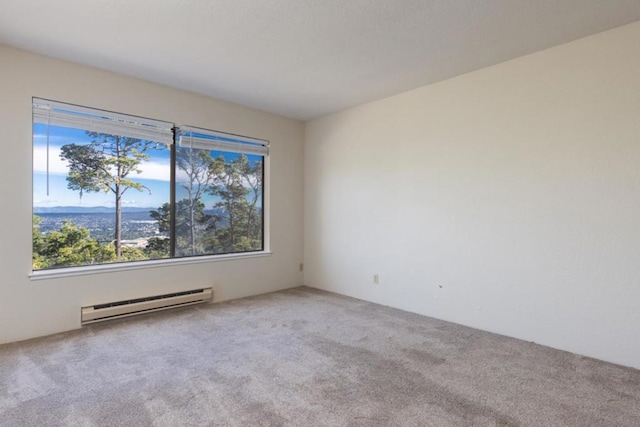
[247,190,259,241]
[189,197,196,255]
[228,202,235,249]
[115,184,121,259]
[246,206,253,240]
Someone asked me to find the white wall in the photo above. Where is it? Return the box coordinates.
[0,45,304,344]
[304,22,640,369]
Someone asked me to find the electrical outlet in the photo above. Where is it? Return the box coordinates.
[299,263,304,272]
[373,274,379,284]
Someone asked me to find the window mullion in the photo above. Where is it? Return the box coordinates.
[170,127,177,258]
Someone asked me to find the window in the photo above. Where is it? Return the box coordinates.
[32,98,268,271]
[174,127,265,257]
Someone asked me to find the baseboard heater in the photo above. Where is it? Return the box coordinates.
[81,287,213,324]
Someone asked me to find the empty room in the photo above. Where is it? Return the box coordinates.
[1,1,639,425]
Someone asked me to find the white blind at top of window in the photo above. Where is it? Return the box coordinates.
[177,125,269,156]
[32,98,174,146]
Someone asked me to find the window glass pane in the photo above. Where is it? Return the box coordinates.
[172,146,264,257]
[33,120,171,270]
[32,100,268,273]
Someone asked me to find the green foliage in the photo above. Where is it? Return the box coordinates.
[150,203,171,234]
[32,215,47,269]
[175,198,212,256]
[150,152,263,257]
[32,217,116,269]
[59,144,107,197]
[60,132,159,259]
[207,154,262,252]
[119,246,148,262]
[37,138,264,270]
[175,148,215,256]
[145,237,170,259]
[60,134,152,198]
[33,215,161,269]
[149,199,214,257]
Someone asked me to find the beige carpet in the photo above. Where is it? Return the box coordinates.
[0,286,639,426]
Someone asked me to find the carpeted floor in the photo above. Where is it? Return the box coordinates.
[0,287,639,426]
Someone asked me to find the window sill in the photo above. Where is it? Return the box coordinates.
[29,251,273,281]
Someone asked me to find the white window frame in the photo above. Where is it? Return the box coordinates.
[30,98,271,280]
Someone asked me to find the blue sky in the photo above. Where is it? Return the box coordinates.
[33,124,262,210]
[33,124,171,208]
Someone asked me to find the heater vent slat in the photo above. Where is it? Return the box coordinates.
[93,289,207,310]
[81,288,212,324]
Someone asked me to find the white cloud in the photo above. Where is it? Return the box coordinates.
[33,146,170,181]
[33,146,68,175]
[134,161,170,181]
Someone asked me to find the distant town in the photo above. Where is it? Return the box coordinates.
[34,207,166,248]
